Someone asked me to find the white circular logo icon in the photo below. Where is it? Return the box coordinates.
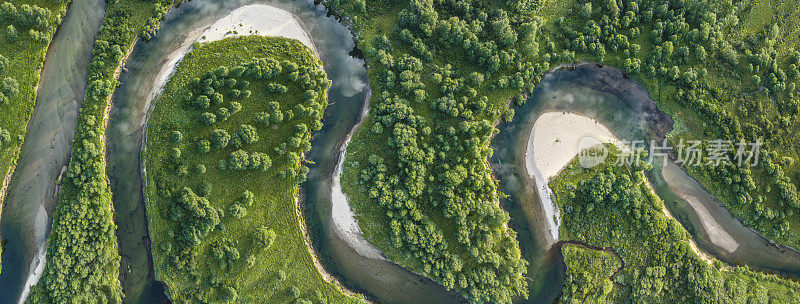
[578,136,608,169]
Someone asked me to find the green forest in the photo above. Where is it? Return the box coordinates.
[331,0,539,302]
[551,147,800,303]
[26,0,181,302]
[0,0,797,303]
[534,0,800,254]
[323,0,800,301]
[0,1,68,265]
[142,36,361,303]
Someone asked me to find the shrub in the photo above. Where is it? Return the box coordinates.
[210,129,230,148]
[255,112,270,126]
[170,130,183,143]
[216,107,230,121]
[231,124,259,148]
[290,286,301,299]
[254,227,276,248]
[200,112,216,125]
[228,202,247,219]
[194,95,210,109]
[170,148,181,160]
[1,77,19,96]
[0,127,10,146]
[246,254,256,268]
[228,150,250,170]
[198,139,211,153]
[6,24,16,41]
[242,190,254,206]
[229,101,242,113]
[0,54,7,73]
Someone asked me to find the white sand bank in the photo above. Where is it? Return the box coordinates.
[525,111,624,243]
[662,161,740,253]
[148,4,317,120]
[331,97,387,261]
[198,5,316,54]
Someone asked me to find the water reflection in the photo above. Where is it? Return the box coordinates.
[108,1,460,303]
[493,63,799,304]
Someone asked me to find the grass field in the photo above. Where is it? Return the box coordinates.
[143,36,362,303]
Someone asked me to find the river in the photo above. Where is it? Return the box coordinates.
[3,3,798,304]
[0,0,105,302]
[491,63,800,304]
[106,1,460,303]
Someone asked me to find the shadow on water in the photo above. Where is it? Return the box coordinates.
[108,0,461,303]
[0,0,105,302]
[492,63,800,303]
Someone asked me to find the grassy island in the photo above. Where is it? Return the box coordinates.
[142,36,361,304]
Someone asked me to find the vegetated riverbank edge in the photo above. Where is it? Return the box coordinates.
[0,0,72,221]
[490,61,800,303]
[320,0,800,296]
[551,62,800,275]
[1,0,107,301]
[136,4,368,301]
[26,1,191,302]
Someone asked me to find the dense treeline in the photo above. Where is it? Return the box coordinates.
[326,0,545,302]
[144,36,358,303]
[551,151,800,303]
[26,0,183,303]
[559,243,625,303]
[540,0,800,249]
[329,4,800,302]
[0,1,51,49]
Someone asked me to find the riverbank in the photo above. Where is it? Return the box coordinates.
[550,155,800,302]
[527,110,727,268]
[0,0,106,302]
[330,93,387,261]
[524,111,625,244]
[142,34,363,302]
[137,5,365,302]
[0,0,70,214]
[661,161,740,254]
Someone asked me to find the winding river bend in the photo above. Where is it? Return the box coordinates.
[0,0,105,302]
[3,2,799,304]
[107,1,460,303]
[492,63,800,304]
